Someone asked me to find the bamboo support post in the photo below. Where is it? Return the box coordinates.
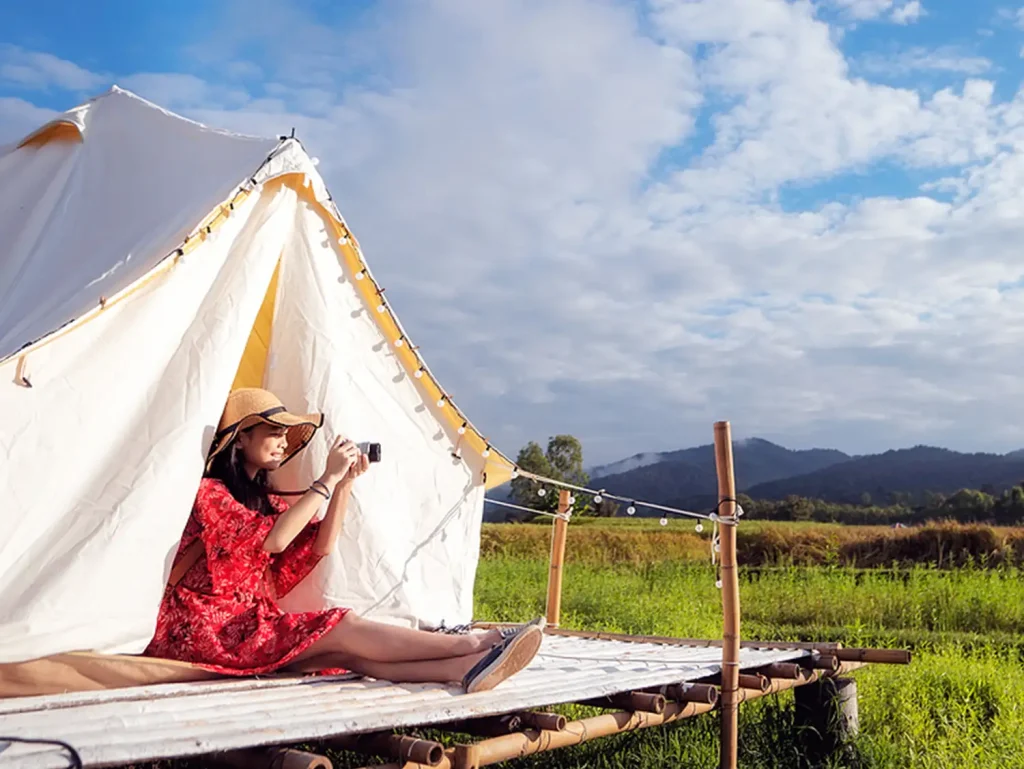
[714,420,740,769]
[579,691,666,714]
[758,662,807,680]
[332,733,443,766]
[214,747,332,769]
[545,489,571,627]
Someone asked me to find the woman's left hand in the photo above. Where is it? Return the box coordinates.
[341,452,371,485]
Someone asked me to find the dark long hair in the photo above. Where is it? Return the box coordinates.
[205,427,276,515]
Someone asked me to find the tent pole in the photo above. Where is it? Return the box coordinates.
[714,421,740,769]
[545,489,571,627]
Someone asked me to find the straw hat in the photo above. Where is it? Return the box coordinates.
[207,388,323,468]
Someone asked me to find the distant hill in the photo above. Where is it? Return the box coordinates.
[485,439,1024,521]
[747,446,1024,504]
[586,438,850,511]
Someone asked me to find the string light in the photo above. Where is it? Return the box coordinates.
[377,303,386,313]
[538,488,547,497]
[660,518,668,527]
[695,523,704,533]
[338,235,349,245]
[627,503,636,516]
[437,396,446,408]
[715,580,723,589]
[414,368,424,379]
[355,270,366,280]
[482,445,491,458]
[511,468,520,479]
[458,422,467,435]
[594,494,603,504]
[395,337,405,348]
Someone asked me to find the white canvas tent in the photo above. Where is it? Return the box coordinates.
[0,86,515,679]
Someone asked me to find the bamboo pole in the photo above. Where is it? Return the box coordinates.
[545,489,571,627]
[214,747,332,769]
[331,734,443,766]
[835,648,911,665]
[579,691,666,714]
[758,662,807,680]
[714,420,740,769]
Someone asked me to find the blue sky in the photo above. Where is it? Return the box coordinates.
[4,0,1024,464]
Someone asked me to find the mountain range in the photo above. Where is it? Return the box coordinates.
[484,439,1024,520]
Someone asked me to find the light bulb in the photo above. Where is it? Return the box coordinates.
[567,495,576,505]
[512,469,519,479]
[458,424,466,435]
[627,505,636,515]
[715,579,723,589]
[355,271,365,280]
[594,495,602,504]
[482,448,491,458]
[437,398,446,408]
[538,489,547,497]
[660,518,668,527]
[695,523,704,533]
[377,304,386,313]
[395,338,405,348]
[338,236,349,245]
[714,543,721,553]
[311,157,320,166]
[414,369,424,379]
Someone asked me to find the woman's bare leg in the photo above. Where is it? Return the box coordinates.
[292,613,503,665]
[288,649,488,685]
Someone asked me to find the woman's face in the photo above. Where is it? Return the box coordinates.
[237,423,289,472]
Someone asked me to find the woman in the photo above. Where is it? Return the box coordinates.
[144,388,542,694]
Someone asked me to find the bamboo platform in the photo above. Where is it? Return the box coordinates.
[0,633,846,769]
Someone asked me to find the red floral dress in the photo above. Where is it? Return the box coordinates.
[144,478,349,675]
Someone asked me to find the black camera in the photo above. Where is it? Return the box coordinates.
[356,442,382,463]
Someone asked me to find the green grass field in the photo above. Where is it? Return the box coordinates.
[466,556,1024,768]
[327,520,1024,768]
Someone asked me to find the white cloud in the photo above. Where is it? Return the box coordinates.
[825,0,924,24]
[859,46,991,76]
[0,45,106,92]
[5,0,1024,461]
[890,1,924,24]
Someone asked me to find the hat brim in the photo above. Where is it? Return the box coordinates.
[207,410,324,469]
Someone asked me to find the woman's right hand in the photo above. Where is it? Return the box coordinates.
[322,436,359,488]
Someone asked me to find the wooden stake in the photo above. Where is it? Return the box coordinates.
[545,489,571,627]
[714,420,740,769]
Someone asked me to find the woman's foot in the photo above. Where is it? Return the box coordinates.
[461,624,543,694]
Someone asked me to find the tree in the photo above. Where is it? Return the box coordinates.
[509,435,593,520]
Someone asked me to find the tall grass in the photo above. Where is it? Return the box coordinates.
[482,520,1024,569]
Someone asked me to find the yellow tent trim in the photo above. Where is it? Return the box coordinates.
[18,121,83,149]
[232,259,281,390]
